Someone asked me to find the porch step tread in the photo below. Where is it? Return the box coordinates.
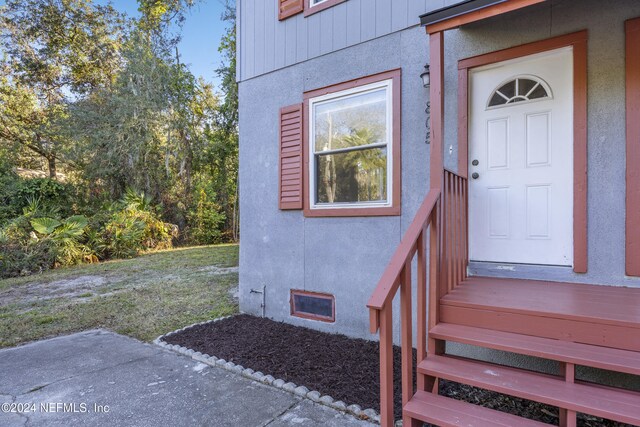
[442,277,640,328]
[418,355,640,425]
[404,391,548,427]
[429,323,640,375]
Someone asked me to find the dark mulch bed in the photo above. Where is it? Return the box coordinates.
[164,314,632,426]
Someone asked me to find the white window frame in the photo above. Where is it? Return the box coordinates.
[309,0,329,7]
[308,79,394,210]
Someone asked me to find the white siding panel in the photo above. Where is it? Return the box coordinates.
[391,0,409,32]
[243,0,255,79]
[320,8,334,55]
[254,0,265,76]
[307,13,322,59]
[346,0,361,46]
[237,0,244,81]
[408,0,427,26]
[264,0,276,72]
[332,2,348,51]
[425,0,448,11]
[274,4,287,69]
[360,1,376,41]
[375,0,392,37]
[285,17,297,66]
[295,14,307,63]
[238,0,466,81]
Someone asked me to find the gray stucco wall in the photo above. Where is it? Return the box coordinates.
[239,25,431,338]
[239,0,640,347]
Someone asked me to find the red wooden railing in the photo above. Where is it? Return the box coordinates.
[367,170,468,427]
[442,169,468,293]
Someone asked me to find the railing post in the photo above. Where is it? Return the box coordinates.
[457,177,460,282]
[427,200,444,392]
[464,178,469,280]
[367,189,441,424]
[379,305,394,427]
[445,172,453,293]
[440,176,448,295]
[400,262,414,411]
[416,230,427,391]
[559,362,577,427]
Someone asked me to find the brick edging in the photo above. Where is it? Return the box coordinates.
[154,315,381,424]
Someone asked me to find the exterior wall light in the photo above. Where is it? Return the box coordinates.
[420,64,430,88]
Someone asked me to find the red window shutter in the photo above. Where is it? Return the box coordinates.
[279,104,304,210]
[279,0,304,20]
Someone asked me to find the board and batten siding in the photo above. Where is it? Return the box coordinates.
[238,0,466,82]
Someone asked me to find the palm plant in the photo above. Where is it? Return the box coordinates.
[30,215,92,266]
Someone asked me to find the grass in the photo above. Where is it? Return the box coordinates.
[0,244,239,348]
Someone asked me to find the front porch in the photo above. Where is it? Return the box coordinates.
[368,182,640,426]
[367,1,640,426]
[441,277,640,352]
[420,277,640,426]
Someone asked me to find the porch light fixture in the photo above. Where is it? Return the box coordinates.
[420,64,431,88]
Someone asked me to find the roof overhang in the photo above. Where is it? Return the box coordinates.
[421,0,546,34]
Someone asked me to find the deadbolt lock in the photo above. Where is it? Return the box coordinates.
[472,159,479,166]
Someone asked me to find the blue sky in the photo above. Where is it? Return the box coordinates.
[1,0,229,88]
[106,0,229,86]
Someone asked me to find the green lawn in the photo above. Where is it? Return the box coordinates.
[0,244,239,348]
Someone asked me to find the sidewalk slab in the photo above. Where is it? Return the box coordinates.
[0,330,376,427]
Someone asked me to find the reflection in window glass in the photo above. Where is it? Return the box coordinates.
[310,82,391,207]
[316,147,387,204]
[314,89,386,152]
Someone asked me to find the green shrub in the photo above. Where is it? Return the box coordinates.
[30,215,92,267]
[0,237,57,278]
[0,177,75,226]
[100,189,174,259]
[0,211,92,278]
[0,188,177,278]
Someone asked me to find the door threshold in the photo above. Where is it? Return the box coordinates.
[468,261,576,283]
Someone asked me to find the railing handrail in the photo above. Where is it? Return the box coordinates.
[367,170,468,427]
[367,188,440,317]
[444,166,467,179]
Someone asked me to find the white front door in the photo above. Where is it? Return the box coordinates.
[468,47,574,266]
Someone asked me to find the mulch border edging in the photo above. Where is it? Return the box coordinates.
[154,315,382,425]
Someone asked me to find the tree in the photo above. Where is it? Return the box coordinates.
[0,0,125,178]
[211,0,239,241]
[69,29,174,198]
[137,0,197,31]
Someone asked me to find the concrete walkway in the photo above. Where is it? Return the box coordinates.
[0,330,376,427]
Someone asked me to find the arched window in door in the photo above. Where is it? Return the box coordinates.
[487,75,552,108]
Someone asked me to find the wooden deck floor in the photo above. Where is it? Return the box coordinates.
[439,276,640,351]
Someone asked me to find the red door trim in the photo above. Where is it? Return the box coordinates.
[626,18,640,276]
[457,30,589,273]
[430,32,445,190]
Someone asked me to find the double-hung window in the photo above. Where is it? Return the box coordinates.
[304,70,401,216]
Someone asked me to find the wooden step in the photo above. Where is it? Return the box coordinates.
[443,277,640,328]
[418,355,640,425]
[429,323,640,375]
[404,391,548,427]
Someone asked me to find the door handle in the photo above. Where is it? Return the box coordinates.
[472,172,480,179]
